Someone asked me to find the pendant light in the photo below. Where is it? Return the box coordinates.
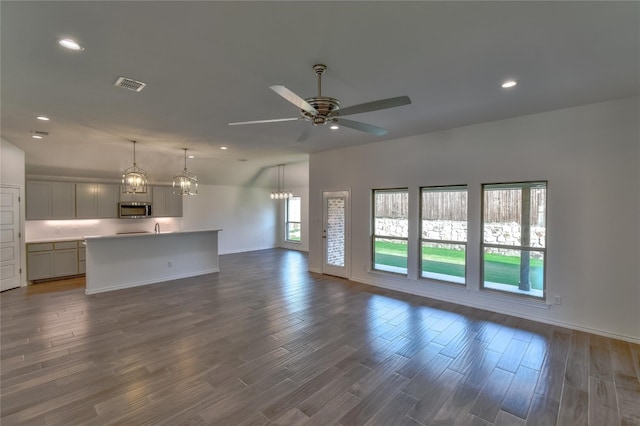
[122,140,148,194]
[271,164,292,200]
[173,148,198,195]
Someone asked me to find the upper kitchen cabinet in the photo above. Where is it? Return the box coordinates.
[98,184,120,218]
[76,183,119,219]
[26,181,76,220]
[120,187,152,203]
[152,186,183,217]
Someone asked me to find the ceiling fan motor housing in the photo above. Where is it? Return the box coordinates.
[302,97,340,125]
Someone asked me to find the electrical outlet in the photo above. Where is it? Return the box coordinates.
[554,296,562,305]
[168,261,173,267]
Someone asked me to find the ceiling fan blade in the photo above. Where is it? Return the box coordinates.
[334,118,388,136]
[270,85,318,116]
[228,117,300,126]
[337,96,411,117]
[297,125,312,142]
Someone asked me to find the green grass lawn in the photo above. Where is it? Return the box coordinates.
[374,241,543,289]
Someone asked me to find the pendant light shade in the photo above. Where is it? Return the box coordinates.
[271,164,292,200]
[122,140,148,194]
[173,148,198,195]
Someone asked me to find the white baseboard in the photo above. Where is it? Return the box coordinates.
[349,275,640,344]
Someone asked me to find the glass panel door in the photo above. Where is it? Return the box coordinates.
[322,191,350,278]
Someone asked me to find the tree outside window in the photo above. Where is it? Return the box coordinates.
[481,182,547,299]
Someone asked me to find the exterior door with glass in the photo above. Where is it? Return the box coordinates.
[322,191,350,278]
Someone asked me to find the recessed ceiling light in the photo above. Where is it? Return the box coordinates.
[36,116,50,121]
[58,38,84,51]
[188,155,195,159]
[501,80,517,88]
[32,135,43,139]
[330,124,339,130]
[220,146,228,150]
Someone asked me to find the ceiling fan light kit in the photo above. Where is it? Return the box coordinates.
[229,63,411,142]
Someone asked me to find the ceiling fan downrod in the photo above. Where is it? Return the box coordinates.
[313,64,326,97]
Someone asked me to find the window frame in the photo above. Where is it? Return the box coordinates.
[419,185,468,286]
[480,181,547,301]
[371,188,409,275]
[285,195,301,243]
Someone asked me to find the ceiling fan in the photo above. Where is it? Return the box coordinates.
[229,64,411,142]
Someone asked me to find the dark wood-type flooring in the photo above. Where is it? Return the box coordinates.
[2,249,639,425]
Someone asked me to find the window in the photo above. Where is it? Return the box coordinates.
[420,186,468,284]
[482,182,547,299]
[285,196,301,242]
[372,189,408,274]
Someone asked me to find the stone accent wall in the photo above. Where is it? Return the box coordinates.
[375,218,546,253]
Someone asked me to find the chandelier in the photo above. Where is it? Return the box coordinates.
[271,164,292,200]
[173,148,198,195]
[122,140,148,194]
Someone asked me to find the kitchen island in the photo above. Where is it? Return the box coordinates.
[85,229,221,294]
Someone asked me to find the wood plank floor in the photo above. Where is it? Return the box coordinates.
[2,248,639,425]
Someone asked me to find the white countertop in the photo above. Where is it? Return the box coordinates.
[84,229,222,240]
[27,229,222,244]
[26,236,86,244]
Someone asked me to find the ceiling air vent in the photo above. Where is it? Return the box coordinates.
[30,130,49,136]
[114,76,146,92]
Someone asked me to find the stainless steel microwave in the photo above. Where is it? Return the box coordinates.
[118,202,152,218]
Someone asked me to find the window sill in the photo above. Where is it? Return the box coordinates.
[479,287,550,309]
[421,271,466,286]
[369,264,408,277]
[368,265,408,279]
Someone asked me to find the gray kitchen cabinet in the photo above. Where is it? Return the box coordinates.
[120,187,152,203]
[26,181,76,220]
[27,240,82,281]
[152,186,183,217]
[167,189,183,217]
[26,243,54,281]
[26,182,51,220]
[53,250,78,277]
[76,183,119,218]
[78,244,86,274]
[75,183,98,218]
[97,184,119,218]
[51,183,76,219]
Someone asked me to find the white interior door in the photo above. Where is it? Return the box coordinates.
[1,187,22,291]
[322,190,350,278]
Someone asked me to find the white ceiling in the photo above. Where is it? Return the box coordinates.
[1,1,638,188]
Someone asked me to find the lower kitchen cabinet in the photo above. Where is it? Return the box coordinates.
[79,244,86,274]
[26,244,54,281]
[27,240,84,281]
